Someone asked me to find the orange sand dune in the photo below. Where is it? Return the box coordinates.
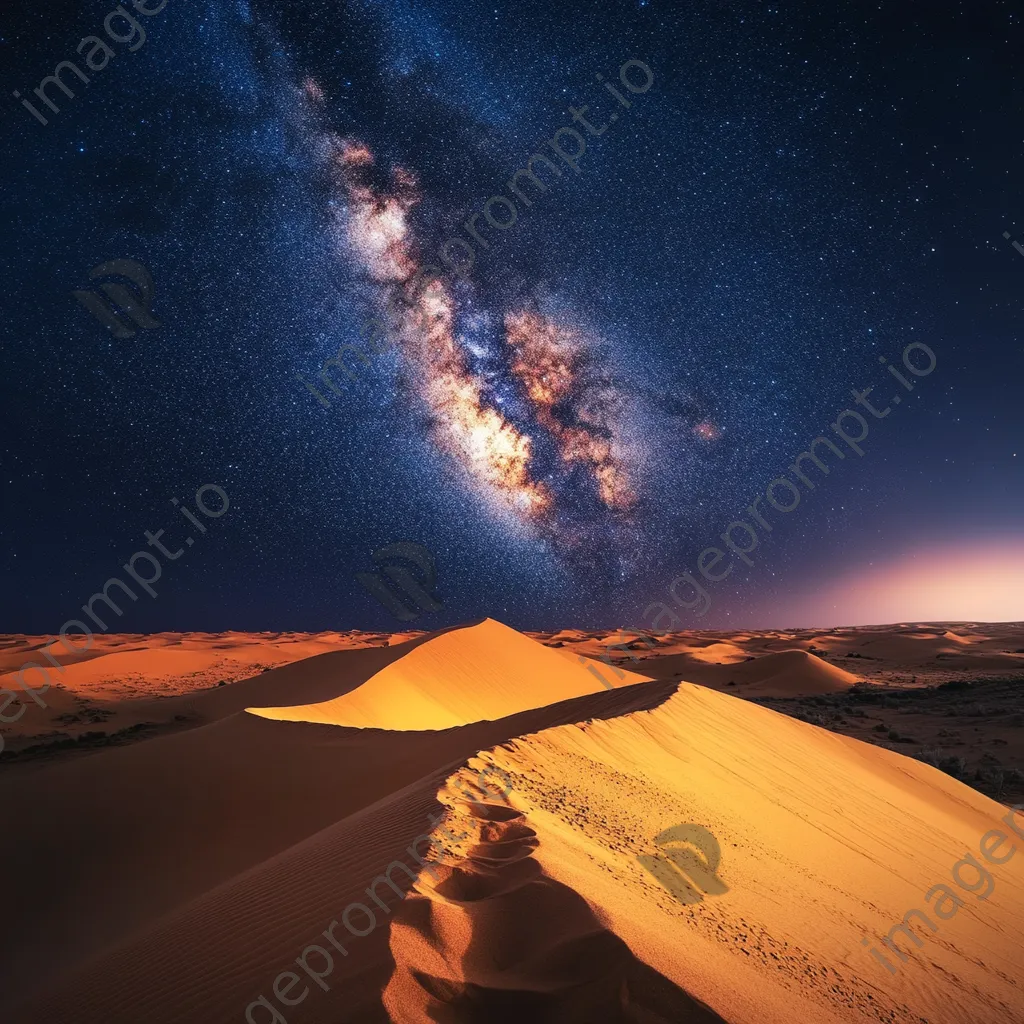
[5,678,681,1023]
[5,619,1017,752]
[537,629,591,644]
[0,632,436,750]
[246,618,651,730]
[391,684,1024,1024]
[0,631,375,700]
[4,619,1024,1024]
[388,630,426,645]
[642,647,863,696]
[594,630,660,648]
[1,641,330,703]
[848,629,1024,669]
[383,787,726,1023]
[678,640,750,664]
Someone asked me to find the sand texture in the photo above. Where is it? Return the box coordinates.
[1,619,1022,1023]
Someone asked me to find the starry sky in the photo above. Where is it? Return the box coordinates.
[1,0,1022,635]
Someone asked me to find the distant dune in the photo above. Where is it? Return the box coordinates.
[1,619,1023,1023]
[641,647,863,695]
[246,618,651,730]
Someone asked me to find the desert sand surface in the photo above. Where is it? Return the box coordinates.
[1,619,1022,1023]
[0,630,424,756]
[4,621,1021,758]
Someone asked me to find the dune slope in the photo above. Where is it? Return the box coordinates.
[246,618,651,730]
[383,787,727,1023]
[447,683,1024,1024]
[642,646,862,695]
[1,676,680,1021]
[7,621,1024,1024]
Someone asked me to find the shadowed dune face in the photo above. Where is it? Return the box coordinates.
[0,672,682,1021]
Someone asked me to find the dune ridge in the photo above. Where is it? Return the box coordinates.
[461,683,1024,1024]
[0,675,683,1022]
[245,618,651,730]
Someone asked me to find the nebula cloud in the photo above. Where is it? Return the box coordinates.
[504,310,635,511]
[330,137,552,519]
[297,67,646,560]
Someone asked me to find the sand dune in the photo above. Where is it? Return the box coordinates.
[855,631,988,662]
[549,621,1024,689]
[5,679,681,1023]
[246,618,651,730]
[641,647,863,696]
[382,783,726,1023]
[3,619,1024,1024]
[728,648,862,693]
[439,684,1024,1024]
[537,629,590,645]
[0,632,439,752]
[0,631,374,699]
[5,621,1020,754]
[673,641,750,665]
[832,628,1024,674]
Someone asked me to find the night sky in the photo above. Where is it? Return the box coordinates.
[1,0,1022,635]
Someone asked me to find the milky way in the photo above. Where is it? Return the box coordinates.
[328,135,553,521]
[304,85,645,562]
[2,0,1018,632]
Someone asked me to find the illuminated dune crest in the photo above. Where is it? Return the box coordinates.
[433,683,1024,1024]
[644,646,863,696]
[245,618,651,730]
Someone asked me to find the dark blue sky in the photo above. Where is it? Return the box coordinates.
[1,0,1022,634]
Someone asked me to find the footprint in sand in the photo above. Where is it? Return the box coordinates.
[383,799,726,1023]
